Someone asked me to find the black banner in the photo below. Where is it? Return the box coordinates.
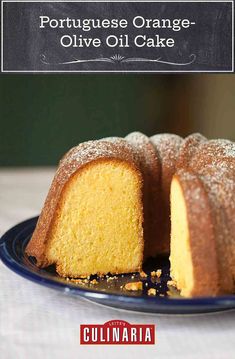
[1,1,234,73]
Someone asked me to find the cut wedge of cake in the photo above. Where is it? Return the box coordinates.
[26,140,144,277]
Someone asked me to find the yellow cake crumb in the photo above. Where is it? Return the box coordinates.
[90,279,98,285]
[70,278,83,283]
[147,288,157,296]
[156,269,162,278]
[107,276,118,282]
[41,160,143,279]
[167,280,177,287]
[124,281,143,291]
[140,271,147,278]
[69,278,86,285]
[151,269,162,278]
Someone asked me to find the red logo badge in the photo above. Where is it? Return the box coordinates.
[80,320,155,345]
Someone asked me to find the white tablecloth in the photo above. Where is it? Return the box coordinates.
[0,168,234,359]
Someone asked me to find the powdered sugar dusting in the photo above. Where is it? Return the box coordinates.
[186,138,235,288]
[56,139,139,186]
[151,133,183,168]
[177,133,207,168]
[209,139,235,158]
[125,131,159,170]
[188,139,235,208]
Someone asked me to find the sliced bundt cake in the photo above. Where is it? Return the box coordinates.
[26,132,235,298]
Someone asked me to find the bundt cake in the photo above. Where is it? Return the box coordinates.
[26,132,235,298]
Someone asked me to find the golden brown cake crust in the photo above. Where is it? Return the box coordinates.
[172,170,220,296]
[189,139,235,293]
[151,134,183,253]
[174,137,235,295]
[176,133,207,169]
[26,140,144,267]
[125,132,161,257]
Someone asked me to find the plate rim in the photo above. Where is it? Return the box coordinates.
[1,216,235,311]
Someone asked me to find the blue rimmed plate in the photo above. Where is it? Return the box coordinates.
[1,217,235,314]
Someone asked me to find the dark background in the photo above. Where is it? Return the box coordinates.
[1,74,235,166]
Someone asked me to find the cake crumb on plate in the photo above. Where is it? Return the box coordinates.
[148,288,157,296]
[151,269,162,278]
[167,280,177,287]
[124,281,143,291]
[90,279,98,285]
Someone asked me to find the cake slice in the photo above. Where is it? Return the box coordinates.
[170,170,219,297]
[26,140,144,278]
